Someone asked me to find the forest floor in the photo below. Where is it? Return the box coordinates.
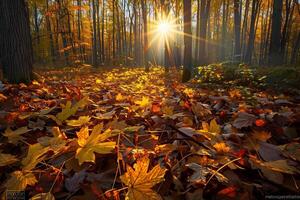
[0,66,300,200]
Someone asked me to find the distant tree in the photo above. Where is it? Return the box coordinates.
[269,0,283,65]
[92,0,98,67]
[244,0,261,64]
[141,0,149,71]
[0,0,33,83]
[182,0,192,82]
[233,0,242,61]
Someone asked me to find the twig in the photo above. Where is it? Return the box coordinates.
[205,157,242,187]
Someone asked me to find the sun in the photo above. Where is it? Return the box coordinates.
[158,21,172,35]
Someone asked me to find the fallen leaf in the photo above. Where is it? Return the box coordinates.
[3,127,30,144]
[233,112,256,129]
[30,192,55,200]
[213,142,230,154]
[66,116,91,126]
[120,156,167,200]
[5,171,37,190]
[75,125,116,165]
[0,153,18,167]
[56,96,89,122]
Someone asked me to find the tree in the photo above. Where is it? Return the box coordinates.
[92,0,98,67]
[182,0,192,83]
[244,0,261,64]
[141,0,149,71]
[269,0,283,65]
[233,0,242,61]
[0,0,33,83]
[198,0,211,65]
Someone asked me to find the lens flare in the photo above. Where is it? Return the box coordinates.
[158,21,171,35]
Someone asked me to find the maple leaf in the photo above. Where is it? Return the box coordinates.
[0,153,18,167]
[201,119,221,135]
[3,126,30,144]
[135,96,151,107]
[120,156,167,200]
[22,143,50,171]
[5,171,37,190]
[66,116,91,126]
[75,124,116,165]
[56,96,89,122]
[116,93,124,101]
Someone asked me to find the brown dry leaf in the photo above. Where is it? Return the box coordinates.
[251,130,271,142]
[192,102,212,118]
[233,112,256,129]
[120,156,167,200]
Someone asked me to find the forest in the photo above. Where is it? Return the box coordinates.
[0,0,300,200]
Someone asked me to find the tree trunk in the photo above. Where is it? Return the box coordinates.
[0,0,33,83]
[244,0,260,64]
[233,0,242,61]
[46,0,56,63]
[269,0,283,66]
[291,32,300,64]
[182,0,192,82]
[198,0,210,65]
[92,0,98,67]
[141,0,149,71]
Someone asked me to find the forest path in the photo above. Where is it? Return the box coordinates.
[0,66,299,199]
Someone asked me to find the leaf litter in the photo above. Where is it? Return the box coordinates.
[0,66,299,199]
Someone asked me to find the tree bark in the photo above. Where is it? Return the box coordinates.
[141,0,149,71]
[269,0,283,66]
[233,0,242,61]
[182,0,192,82]
[0,0,33,83]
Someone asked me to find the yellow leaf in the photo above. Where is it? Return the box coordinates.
[209,119,221,134]
[202,119,221,135]
[135,96,151,108]
[116,93,124,101]
[95,79,102,84]
[56,96,89,122]
[120,156,167,200]
[3,127,30,144]
[162,106,174,116]
[0,153,18,167]
[22,143,50,171]
[66,116,91,127]
[75,125,116,165]
[5,171,37,190]
[213,142,230,154]
[30,192,55,200]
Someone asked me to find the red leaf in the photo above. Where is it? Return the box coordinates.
[217,186,237,198]
[255,119,266,127]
